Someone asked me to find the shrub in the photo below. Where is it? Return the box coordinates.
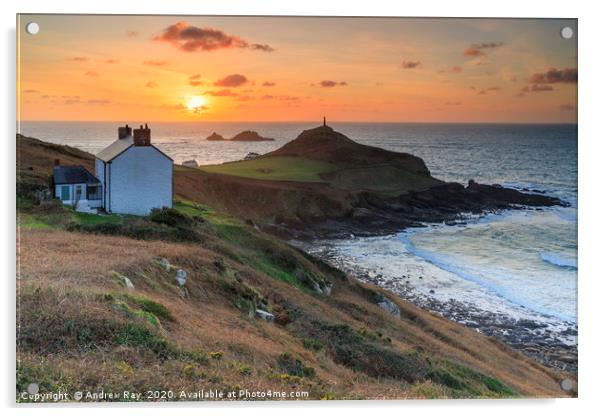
[122,294,174,322]
[276,353,315,378]
[297,320,431,383]
[302,338,323,351]
[149,207,194,228]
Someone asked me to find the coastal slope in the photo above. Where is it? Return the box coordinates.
[16,134,573,400]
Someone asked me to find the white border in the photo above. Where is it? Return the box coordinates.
[3,1,601,415]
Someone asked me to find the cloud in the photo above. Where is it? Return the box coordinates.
[69,56,89,62]
[318,80,347,88]
[202,89,239,97]
[463,42,504,57]
[104,59,119,64]
[213,74,248,87]
[529,68,577,84]
[521,84,554,93]
[188,74,203,86]
[261,94,300,101]
[23,89,37,93]
[476,86,501,95]
[559,104,576,111]
[154,21,274,53]
[84,71,99,77]
[262,81,276,87]
[445,101,462,106]
[439,65,463,74]
[144,60,169,67]
[401,60,421,69]
[126,31,139,37]
[146,81,158,88]
[87,99,111,104]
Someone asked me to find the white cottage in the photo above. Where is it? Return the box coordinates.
[95,124,173,215]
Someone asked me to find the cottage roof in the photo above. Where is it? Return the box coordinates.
[95,137,134,162]
[95,137,173,162]
[53,165,100,185]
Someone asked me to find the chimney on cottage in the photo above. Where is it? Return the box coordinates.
[133,123,151,146]
[118,124,132,140]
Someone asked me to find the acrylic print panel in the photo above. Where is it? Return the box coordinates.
[16,14,577,402]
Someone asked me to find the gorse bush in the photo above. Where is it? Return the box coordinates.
[149,207,196,228]
[277,352,315,378]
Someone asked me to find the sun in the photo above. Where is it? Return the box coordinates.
[186,96,207,113]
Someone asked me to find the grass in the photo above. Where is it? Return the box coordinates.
[73,212,123,226]
[198,156,336,183]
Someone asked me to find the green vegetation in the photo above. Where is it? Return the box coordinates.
[429,359,517,398]
[198,156,336,183]
[277,352,315,378]
[73,212,123,226]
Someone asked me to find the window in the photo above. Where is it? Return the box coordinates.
[87,185,101,200]
[60,185,70,201]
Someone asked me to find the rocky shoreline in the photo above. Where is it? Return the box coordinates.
[302,246,577,375]
[269,181,568,241]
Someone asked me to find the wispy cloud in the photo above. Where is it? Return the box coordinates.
[213,74,249,87]
[202,89,239,97]
[521,84,554,93]
[189,74,203,86]
[146,81,158,88]
[261,94,301,101]
[143,60,169,67]
[316,80,347,88]
[463,42,504,57]
[154,21,274,53]
[439,65,462,74]
[529,68,577,84]
[401,60,421,69]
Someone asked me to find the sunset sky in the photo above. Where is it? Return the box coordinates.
[17,15,577,123]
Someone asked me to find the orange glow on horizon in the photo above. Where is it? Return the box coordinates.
[17,15,577,123]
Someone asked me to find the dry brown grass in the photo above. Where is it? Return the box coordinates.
[16,228,574,401]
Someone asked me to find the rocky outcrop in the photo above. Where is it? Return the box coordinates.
[206,132,226,141]
[230,130,274,141]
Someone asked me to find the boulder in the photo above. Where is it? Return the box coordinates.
[377,297,401,318]
[157,258,171,271]
[176,269,187,286]
[255,309,275,322]
[122,276,135,289]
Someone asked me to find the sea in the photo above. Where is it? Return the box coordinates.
[19,121,578,341]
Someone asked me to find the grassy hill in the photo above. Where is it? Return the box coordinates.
[197,126,443,194]
[15,134,574,401]
[198,156,336,183]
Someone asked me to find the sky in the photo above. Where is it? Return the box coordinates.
[17,15,577,123]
